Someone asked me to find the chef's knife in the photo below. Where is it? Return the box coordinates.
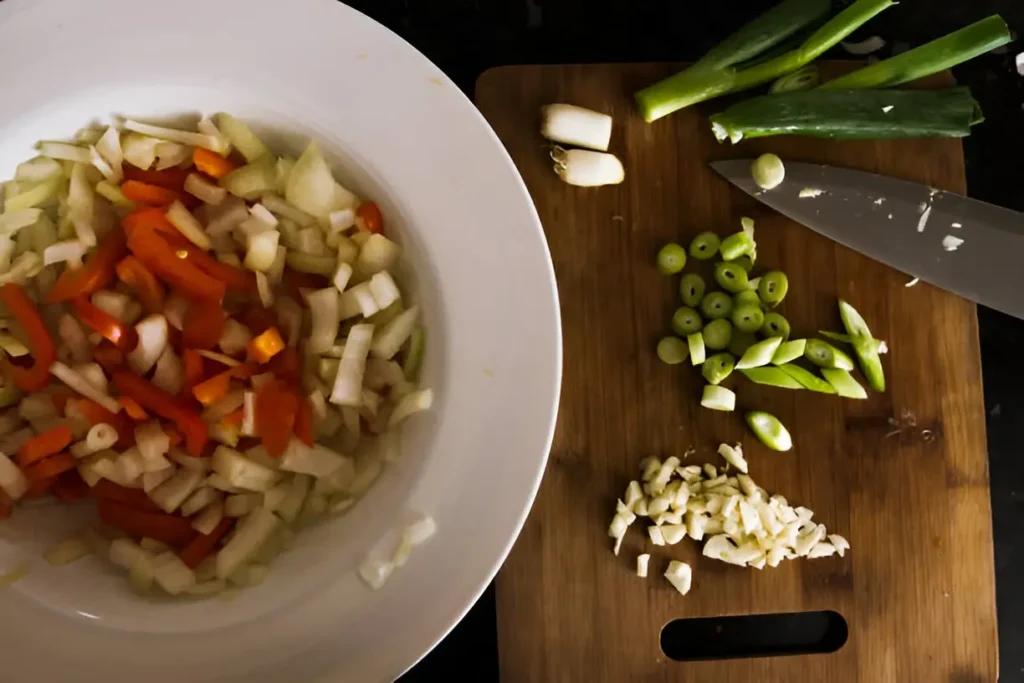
[710,159,1024,320]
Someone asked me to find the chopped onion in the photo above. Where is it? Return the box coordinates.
[255,271,274,307]
[0,334,29,357]
[286,251,335,275]
[717,443,748,474]
[540,104,613,151]
[43,239,85,267]
[165,201,211,250]
[387,388,433,428]
[358,557,394,590]
[152,553,197,595]
[205,197,249,236]
[216,506,278,579]
[0,208,43,235]
[191,500,224,535]
[332,262,353,293]
[222,160,277,200]
[71,362,108,395]
[91,289,132,322]
[942,234,963,252]
[286,141,339,217]
[163,293,189,330]
[330,323,374,407]
[5,175,61,212]
[368,271,401,310]
[274,297,303,347]
[294,226,327,256]
[70,423,118,458]
[122,120,223,153]
[218,319,252,356]
[305,287,340,355]
[215,114,268,162]
[353,234,400,277]
[335,234,359,265]
[636,553,650,578]
[37,141,90,163]
[244,230,279,272]
[49,361,121,413]
[89,145,120,183]
[127,314,168,375]
[202,388,245,423]
[95,126,123,171]
[261,193,315,226]
[344,282,379,318]
[57,313,91,364]
[241,391,256,437]
[0,452,28,500]
[121,133,161,170]
[279,439,349,478]
[152,346,183,395]
[155,142,191,171]
[15,156,61,183]
[212,445,280,492]
[149,469,202,513]
[249,203,279,228]
[551,147,624,187]
[45,535,92,567]
[184,173,226,205]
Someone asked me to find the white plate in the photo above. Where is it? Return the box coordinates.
[0,0,561,680]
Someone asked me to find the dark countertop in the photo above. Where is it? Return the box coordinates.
[333,1,1024,680]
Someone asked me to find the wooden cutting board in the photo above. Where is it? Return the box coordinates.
[475,63,998,683]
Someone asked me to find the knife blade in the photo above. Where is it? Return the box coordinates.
[710,159,1024,320]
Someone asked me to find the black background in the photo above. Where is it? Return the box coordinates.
[351,1,1024,680]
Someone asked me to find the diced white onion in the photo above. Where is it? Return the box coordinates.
[149,469,203,513]
[43,239,85,267]
[0,452,28,500]
[215,114,268,162]
[95,126,123,171]
[163,294,189,330]
[636,553,650,578]
[370,305,419,360]
[45,535,93,567]
[261,193,315,226]
[127,314,168,375]
[305,287,340,355]
[121,133,160,169]
[184,173,226,205]
[37,141,90,163]
[368,271,401,310]
[70,423,118,458]
[216,507,278,579]
[122,120,223,153]
[286,141,339,217]
[155,141,191,170]
[152,347,183,395]
[192,501,224,535]
[152,553,196,595]
[359,557,394,590]
[244,230,279,272]
[49,361,121,414]
[249,203,279,228]
[217,319,252,356]
[256,272,273,308]
[353,234,400,277]
[212,445,280,492]
[165,201,211,250]
[330,323,374,407]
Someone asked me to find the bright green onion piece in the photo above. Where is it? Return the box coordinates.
[657,337,689,365]
[747,276,761,292]
[758,271,789,305]
[771,338,806,365]
[701,384,736,412]
[702,319,732,351]
[820,15,1012,91]
[804,339,855,370]
[838,299,885,392]
[689,232,720,260]
[719,232,755,261]
[770,64,820,94]
[733,290,760,308]
[702,353,736,385]
[679,274,706,307]
[745,411,793,451]
[761,312,790,339]
[657,243,687,275]
[821,368,868,399]
[818,330,888,354]
[731,303,764,333]
[729,255,754,273]
[735,336,783,369]
[687,332,706,366]
[700,292,733,320]
[714,262,749,293]
[672,307,703,336]
[751,153,785,190]
[739,366,803,389]
[728,330,757,357]
[777,364,836,393]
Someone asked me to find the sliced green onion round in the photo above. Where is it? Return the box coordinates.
[700,384,735,412]
[821,368,868,399]
[770,338,806,365]
[657,336,689,365]
[804,339,855,370]
[735,336,783,370]
[657,243,687,275]
[761,312,790,339]
[729,255,754,273]
[702,319,732,350]
[687,332,706,365]
[718,232,754,261]
[679,273,706,308]
[745,411,793,451]
[671,307,703,336]
[758,271,789,305]
[728,330,757,357]
[751,153,785,191]
[702,353,735,385]
[731,303,764,333]
[740,366,803,389]
[689,232,720,260]
[700,291,734,320]
[714,262,749,293]
[838,299,885,392]
[733,290,760,308]
[777,364,836,394]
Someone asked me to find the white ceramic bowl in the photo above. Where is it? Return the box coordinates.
[0,0,561,680]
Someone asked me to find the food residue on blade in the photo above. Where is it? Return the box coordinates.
[942,234,964,251]
[881,105,894,113]
[873,197,886,205]
[798,187,823,198]
[951,222,962,228]
[905,277,920,287]
[916,204,933,233]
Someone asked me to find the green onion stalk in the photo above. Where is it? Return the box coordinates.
[820,15,1012,90]
[635,0,895,122]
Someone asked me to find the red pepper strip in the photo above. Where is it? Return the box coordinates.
[182,299,226,349]
[23,452,76,483]
[71,297,138,352]
[357,201,384,234]
[267,346,301,383]
[0,488,11,518]
[127,229,226,302]
[240,307,278,336]
[51,391,72,414]
[121,180,184,207]
[46,226,127,304]
[17,425,73,467]
[89,479,158,512]
[52,470,90,502]
[24,477,55,498]
[179,518,232,569]
[119,396,149,420]
[255,378,297,458]
[164,424,183,448]
[73,398,134,448]
[92,342,126,374]
[0,283,56,392]
[122,165,190,191]
[183,349,205,393]
[222,408,244,426]
[115,255,165,315]
[294,391,313,446]
[122,207,180,238]
[173,242,255,293]
[97,499,194,548]
[112,372,208,456]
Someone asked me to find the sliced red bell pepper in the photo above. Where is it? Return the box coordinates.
[46,225,127,303]
[122,165,190,191]
[112,371,208,456]
[182,349,205,393]
[182,299,226,350]
[179,518,233,569]
[115,255,166,315]
[240,307,278,336]
[357,201,384,234]
[71,297,138,352]
[122,207,180,238]
[173,242,255,293]
[127,228,226,302]
[255,378,298,458]
[92,342,126,374]
[120,180,185,207]
[17,425,72,467]
[0,283,56,391]
[97,499,194,548]
[0,488,11,519]
[52,470,90,502]
[89,479,158,511]
[119,396,149,420]
[22,452,76,482]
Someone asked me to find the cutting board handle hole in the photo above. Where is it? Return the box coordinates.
[660,610,848,661]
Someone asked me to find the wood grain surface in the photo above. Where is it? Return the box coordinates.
[475,63,998,683]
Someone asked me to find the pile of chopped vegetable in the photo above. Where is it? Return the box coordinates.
[609,443,849,595]
[656,215,886,450]
[0,114,433,597]
[633,0,1010,143]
